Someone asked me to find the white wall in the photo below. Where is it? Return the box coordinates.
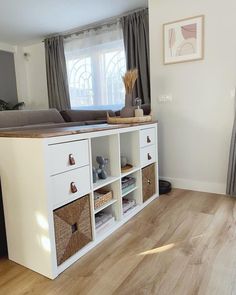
[14,42,49,109]
[0,42,16,53]
[149,0,236,194]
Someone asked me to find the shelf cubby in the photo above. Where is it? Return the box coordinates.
[95,204,118,237]
[91,134,120,180]
[94,179,121,225]
[120,131,140,174]
[123,204,139,218]
[121,170,141,197]
[122,190,139,217]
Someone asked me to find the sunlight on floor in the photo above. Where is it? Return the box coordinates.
[138,243,175,256]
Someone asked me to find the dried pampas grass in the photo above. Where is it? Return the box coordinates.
[122,69,138,94]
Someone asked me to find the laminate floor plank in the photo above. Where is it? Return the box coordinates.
[0,189,235,295]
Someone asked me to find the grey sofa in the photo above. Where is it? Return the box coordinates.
[0,109,65,128]
[0,108,116,131]
[0,105,150,131]
[60,109,115,125]
[61,105,151,123]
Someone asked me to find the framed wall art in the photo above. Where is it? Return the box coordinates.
[163,15,204,65]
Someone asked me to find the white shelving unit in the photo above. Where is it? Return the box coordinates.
[0,122,159,279]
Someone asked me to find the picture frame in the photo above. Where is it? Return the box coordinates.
[163,15,204,65]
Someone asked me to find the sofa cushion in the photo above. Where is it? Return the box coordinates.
[60,109,115,122]
[85,120,107,125]
[0,109,65,128]
[0,121,86,132]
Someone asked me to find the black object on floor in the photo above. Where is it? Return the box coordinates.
[0,184,8,257]
[159,180,172,195]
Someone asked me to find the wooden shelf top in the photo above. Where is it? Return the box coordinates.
[0,121,158,139]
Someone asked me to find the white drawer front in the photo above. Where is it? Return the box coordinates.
[48,140,89,175]
[51,166,91,208]
[140,145,156,167]
[140,128,156,148]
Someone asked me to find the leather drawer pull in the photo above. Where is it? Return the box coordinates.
[70,182,78,194]
[69,154,76,165]
[147,153,152,160]
[147,136,151,143]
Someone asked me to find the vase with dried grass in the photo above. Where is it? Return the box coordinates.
[120,69,138,118]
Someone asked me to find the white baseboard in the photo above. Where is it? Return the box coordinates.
[160,176,226,195]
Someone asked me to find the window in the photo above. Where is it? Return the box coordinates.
[65,24,126,110]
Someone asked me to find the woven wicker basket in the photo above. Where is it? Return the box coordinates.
[94,189,113,210]
[53,195,92,266]
[142,164,156,202]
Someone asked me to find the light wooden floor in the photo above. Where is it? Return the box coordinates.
[1,189,236,295]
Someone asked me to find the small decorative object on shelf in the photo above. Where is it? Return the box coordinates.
[134,98,144,118]
[94,188,113,210]
[120,155,133,173]
[120,69,138,118]
[92,167,98,183]
[121,156,128,168]
[121,164,133,174]
[96,156,109,180]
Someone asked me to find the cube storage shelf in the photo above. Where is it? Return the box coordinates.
[0,123,158,279]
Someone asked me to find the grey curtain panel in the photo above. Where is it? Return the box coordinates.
[44,36,71,111]
[121,8,150,104]
[227,115,236,195]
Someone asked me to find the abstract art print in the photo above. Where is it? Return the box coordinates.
[163,15,204,64]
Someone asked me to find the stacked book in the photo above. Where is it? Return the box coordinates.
[95,212,115,233]
[121,176,136,195]
[122,198,136,214]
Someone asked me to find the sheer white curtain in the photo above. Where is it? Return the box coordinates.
[64,22,126,110]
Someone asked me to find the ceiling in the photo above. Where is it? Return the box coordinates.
[0,0,148,45]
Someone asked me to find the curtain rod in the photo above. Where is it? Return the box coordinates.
[44,7,147,40]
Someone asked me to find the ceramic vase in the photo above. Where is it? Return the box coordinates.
[120,93,135,118]
[125,93,133,107]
